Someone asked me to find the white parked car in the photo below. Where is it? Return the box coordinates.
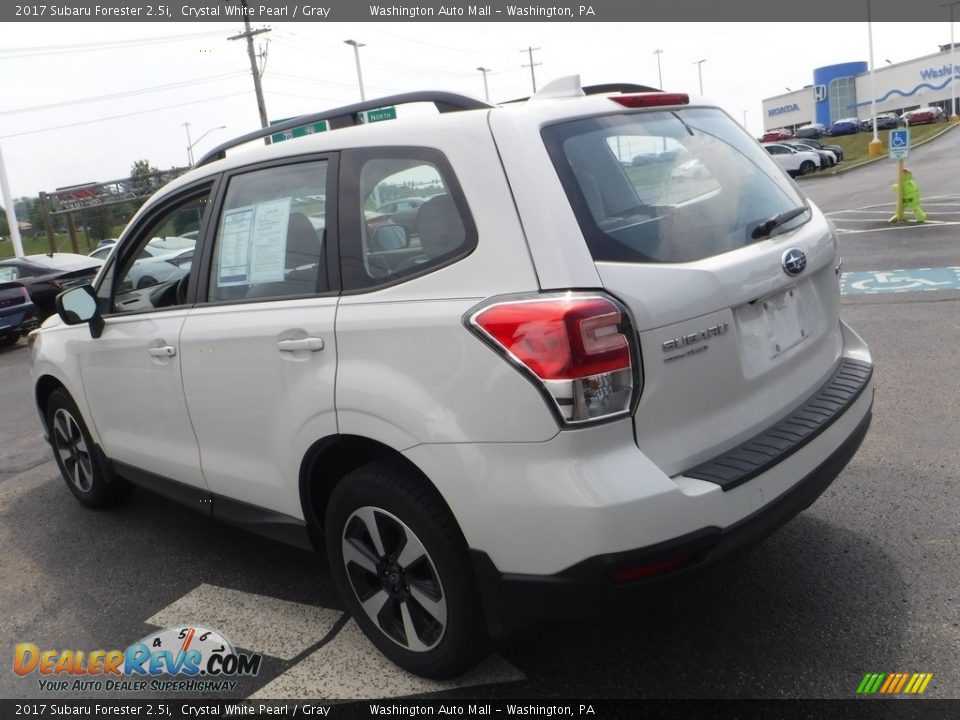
[31,77,873,679]
[762,142,822,176]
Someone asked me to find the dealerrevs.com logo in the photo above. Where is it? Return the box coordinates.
[14,626,262,693]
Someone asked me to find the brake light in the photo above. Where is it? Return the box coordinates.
[610,93,690,109]
[468,293,641,425]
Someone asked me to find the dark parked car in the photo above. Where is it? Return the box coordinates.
[0,280,38,347]
[795,123,826,139]
[785,138,844,162]
[0,254,102,319]
[861,113,900,131]
[830,118,860,136]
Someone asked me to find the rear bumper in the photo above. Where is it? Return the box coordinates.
[471,403,872,637]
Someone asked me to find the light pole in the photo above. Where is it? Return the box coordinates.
[653,49,663,89]
[345,39,366,101]
[185,124,227,166]
[693,59,706,95]
[944,1,960,121]
[477,66,491,102]
[867,0,882,157]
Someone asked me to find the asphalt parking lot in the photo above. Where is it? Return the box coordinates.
[2,128,958,703]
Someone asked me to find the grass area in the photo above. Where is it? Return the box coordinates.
[817,122,952,169]
[0,225,126,259]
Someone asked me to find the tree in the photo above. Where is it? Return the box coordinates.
[86,205,115,242]
[130,159,161,204]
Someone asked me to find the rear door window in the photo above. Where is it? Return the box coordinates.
[542,107,809,264]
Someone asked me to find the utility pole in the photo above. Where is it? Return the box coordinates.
[520,46,541,94]
[653,49,664,89]
[228,0,270,140]
[477,66,491,102]
[183,122,194,165]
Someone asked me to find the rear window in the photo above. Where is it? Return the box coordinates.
[542,107,809,264]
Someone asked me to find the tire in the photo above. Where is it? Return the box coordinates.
[46,388,133,509]
[325,462,488,678]
[800,161,816,175]
[0,333,19,348]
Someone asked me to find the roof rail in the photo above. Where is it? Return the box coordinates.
[196,91,494,167]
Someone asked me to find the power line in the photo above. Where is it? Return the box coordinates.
[0,72,247,116]
[0,92,247,140]
[0,29,226,59]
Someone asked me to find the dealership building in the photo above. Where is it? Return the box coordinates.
[762,45,960,131]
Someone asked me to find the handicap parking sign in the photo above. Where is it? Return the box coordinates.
[889,129,909,159]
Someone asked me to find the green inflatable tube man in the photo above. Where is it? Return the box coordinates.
[890,168,927,223]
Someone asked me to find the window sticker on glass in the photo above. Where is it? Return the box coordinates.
[249,198,291,284]
[217,206,255,287]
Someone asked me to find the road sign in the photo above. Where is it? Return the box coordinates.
[889,129,910,159]
[269,118,328,144]
[360,106,397,124]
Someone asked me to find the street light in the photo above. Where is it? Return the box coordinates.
[693,59,706,95]
[943,1,960,121]
[867,0,882,156]
[476,66,491,102]
[184,123,227,166]
[344,39,366,101]
[653,49,663,89]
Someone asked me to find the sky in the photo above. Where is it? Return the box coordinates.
[0,21,955,200]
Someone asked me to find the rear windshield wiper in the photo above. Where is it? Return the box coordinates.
[750,206,808,240]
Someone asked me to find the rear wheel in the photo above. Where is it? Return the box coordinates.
[0,333,18,348]
[46,388,132,508]
[325,462,488,678]
[800,160,816,175]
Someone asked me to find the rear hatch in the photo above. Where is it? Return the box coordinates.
[540,104,843,476]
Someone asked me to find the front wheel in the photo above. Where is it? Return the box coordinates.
[46,388,132,508]
[325,462,488,679]
[800,160,816,175]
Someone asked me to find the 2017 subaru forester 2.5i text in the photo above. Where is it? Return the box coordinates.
[30,76,872,678]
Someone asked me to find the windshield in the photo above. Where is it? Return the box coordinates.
[542,107,808,264]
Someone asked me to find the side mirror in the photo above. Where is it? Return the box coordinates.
[374,224,408,251]
[56,284,104,339]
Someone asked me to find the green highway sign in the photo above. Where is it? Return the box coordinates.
[361,107,397,124]
[269,118,328,144]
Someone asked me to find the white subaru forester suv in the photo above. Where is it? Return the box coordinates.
[30,77,873,679]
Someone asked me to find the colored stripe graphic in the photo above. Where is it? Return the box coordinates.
[857,672,933,694]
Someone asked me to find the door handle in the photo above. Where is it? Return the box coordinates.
[277,337,324,352]
[148,345,177,358]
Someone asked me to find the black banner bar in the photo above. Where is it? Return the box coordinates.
[0,0,953,23]
[2,699,960,720]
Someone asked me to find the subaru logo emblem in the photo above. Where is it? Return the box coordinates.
[782,248,807,276]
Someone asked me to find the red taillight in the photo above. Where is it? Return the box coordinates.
[611,554,696,584]
[610,93,690,109]
[473,297,629,380]
[468,293,640,425]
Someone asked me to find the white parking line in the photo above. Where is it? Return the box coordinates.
[147,584,526,700]
[250,620,524,700]
[146,584,342,660]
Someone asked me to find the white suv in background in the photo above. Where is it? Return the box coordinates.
[30,77,873,678]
